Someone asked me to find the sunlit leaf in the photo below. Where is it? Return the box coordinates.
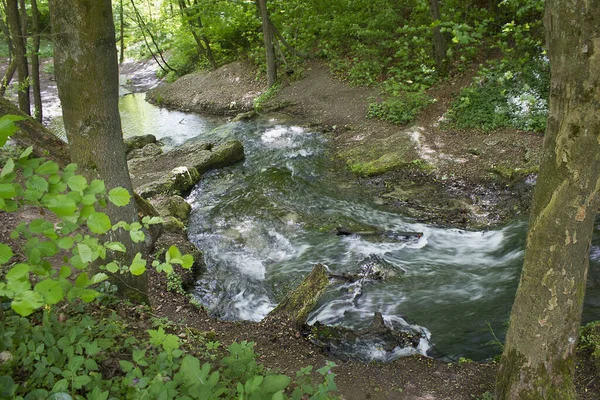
[12,290,44,316]
[108,187,131,207]
[34,280,64,305]
[87,212,111,234]
[0,243,14,264]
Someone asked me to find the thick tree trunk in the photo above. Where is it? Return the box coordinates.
[5,0,29,115]
[49,0,148,302]
[257,0,276,87]
[31,0,42,122]
[428,0,446,75]
[495,0,600,398]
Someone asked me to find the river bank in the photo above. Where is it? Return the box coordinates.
[1,58,598,399]
[148,60,544,230]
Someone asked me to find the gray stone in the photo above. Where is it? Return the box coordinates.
[124,134,157,153]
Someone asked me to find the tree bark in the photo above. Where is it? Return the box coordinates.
[257,0,276,88]
[0,96,70,165]
[30,0,42,122]
[49,0,148,302]
[428,0,446,76]
[5,0,29,115]
[495,0,600,398]
[119,0,125,64]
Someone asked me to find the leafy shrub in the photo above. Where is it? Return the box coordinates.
[367,91,433,125]
[0,117,339,399]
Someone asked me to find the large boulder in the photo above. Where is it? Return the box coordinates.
[128,139,245,198]
[150,194,192,223]
[136,166,201,199]
[124,134,157,154]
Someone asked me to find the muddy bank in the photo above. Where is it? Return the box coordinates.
[146,61,263,116]
[150,61,543,229]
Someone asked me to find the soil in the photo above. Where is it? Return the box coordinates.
[1,58,599,399]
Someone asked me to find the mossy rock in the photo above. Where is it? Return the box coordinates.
[149,195,192,222]
[162,216,186,233]
[124,134,157,154]
[136,166,201,199]
[267,263,329,327]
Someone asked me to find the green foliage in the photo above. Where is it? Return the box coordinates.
[0,306,339,400]
[253,84,281,112]
[0,118,338,400]
[447,57,549,132]
[580,321,600,367]
[367,92,433,126]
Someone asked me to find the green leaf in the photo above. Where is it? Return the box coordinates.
[166,246,182,263]
[45,195,77,217]
[105,242,126,252]
[29,219,54,234]
[88,179,105,194]
[36,160,59,176]
[0,243,14,264]
[119,360,134,373]
[58,237,75,249]
[48,393,73,400]
[34,280,64,305]
[89,272,109,285]
[48,174,61,184]
[261,375,291,394]
[108,187,132,207]
[26,174,49,193]
[1,158,15,178]
[181,254,194,269]
[12,290,45,316]
[18,146,33,160]
[59,266,72,279]
[73,375,92,389]
[0,183,17,199]
[67,175,88,193]
[81,194,97,205]
[87,212,111,234]
[105,262,119,273]
[51,379,69,393]
[129,253,146,276]
[0,375,17,399]
[75,272,89,288]
[84,358,99,371]
[130,229,145,243]
[77,243,93,263]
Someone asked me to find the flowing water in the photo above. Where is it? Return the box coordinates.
[50,92,600,362]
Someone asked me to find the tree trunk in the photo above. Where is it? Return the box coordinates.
[0,59,16,97]
[257,0,276,88]
[495,0,600,398]
[178,0,217,70]
[429,0,446,76]
[49,0,148,302]
[31,0,42,122]
[119,0,125,64]
[5,0,30,115]
[0,96,70,166]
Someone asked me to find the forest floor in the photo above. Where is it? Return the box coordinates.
[1,58,599,399]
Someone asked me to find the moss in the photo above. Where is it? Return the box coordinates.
[348,151,411,176]
[489,164,539,180]
[269,264,329,326]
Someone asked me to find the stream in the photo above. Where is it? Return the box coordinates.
[51,92,600,363]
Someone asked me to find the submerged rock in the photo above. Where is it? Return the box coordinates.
[306,312,426,362]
